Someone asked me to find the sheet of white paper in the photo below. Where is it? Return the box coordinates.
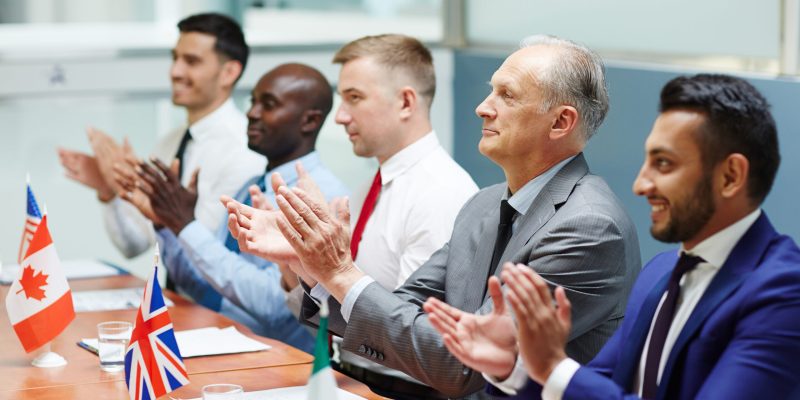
[72,287,174,312]
[81,326,270,358]
[187,386,365,400]
[1,259,121,284]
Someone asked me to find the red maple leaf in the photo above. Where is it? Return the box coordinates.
[15,265,48,301]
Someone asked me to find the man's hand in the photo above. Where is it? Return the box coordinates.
[424,274,518,379]
[57,148,115,202]
[112,159,161,224]
[136,158,198,234]
[502,263,571,385]
[274,185,360,301]
[87,126,131,194]
[221,196,301,266]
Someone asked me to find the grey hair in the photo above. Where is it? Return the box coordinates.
[519,34,609,140]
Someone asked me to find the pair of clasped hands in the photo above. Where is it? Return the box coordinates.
[223,164,574,385]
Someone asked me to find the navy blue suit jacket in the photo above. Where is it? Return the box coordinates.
[500,213,800,399]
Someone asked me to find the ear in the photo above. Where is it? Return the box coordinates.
[219,60,242,89]
[300,109,323,135]
[549,105,579,141]
[718,153,749,199]
[398,86,418,120]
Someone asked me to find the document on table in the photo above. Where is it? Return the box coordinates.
[80,326,271,358]
[0,259,123,284]
[188,386,365,400]
[72,287,174,312]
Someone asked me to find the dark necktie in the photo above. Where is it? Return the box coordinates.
[488,200,517,281]
[174,129,192,179]
[350,170,382,261]
[165,128,193,292]
[224,174,268,253]
[641,253,704,398]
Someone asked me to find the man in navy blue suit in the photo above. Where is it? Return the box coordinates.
[424,74,800,399]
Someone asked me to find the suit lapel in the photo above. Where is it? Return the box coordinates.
[657,213,775,399]
[611,254,676,389]
[482,154,589,305]
[461,190,503,312]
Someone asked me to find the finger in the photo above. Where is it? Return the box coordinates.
[332,197,351,226]
[295,160,307,178]
[488,275,506,315]
[289,187,332,225]
[227,213,241,238]
[271,171,287,195]
[122,137,133,154]
[517,264,554,309]
[221,195,234,208]
[441,333,471,363]
[151,158,178,184]
[276,213,306,250]
[427,308,459,339]
[188,168,200,192]
[554,286,572,329]
[249,184,273,210]
[276,188,319,233]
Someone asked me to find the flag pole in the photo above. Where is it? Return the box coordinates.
[32,341,67,368]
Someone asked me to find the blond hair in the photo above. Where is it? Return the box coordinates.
[333,34,436,108]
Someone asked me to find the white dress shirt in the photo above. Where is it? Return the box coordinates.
[102,98,265,258]
[521,209,763,400]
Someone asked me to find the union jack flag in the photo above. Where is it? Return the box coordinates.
[18,181,42,264]
[124,266,189,400]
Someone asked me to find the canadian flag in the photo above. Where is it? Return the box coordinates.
[5,215,75,353]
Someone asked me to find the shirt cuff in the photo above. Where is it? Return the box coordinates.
[176,220,206,246]
[483,357,529,395]
[309,283,331,304]
[340,275,375,323]
[542,358,581,400]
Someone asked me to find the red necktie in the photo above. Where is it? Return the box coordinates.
[350,170,382,260]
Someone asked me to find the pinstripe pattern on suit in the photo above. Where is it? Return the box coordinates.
[302,154,641,398]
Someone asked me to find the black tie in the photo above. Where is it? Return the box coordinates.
[488,200,517,281]
[174,128,192,179]
[165,128,192,292]
[642,253,704,398]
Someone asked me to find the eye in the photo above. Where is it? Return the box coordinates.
[653,157,673,171]
[502,90,513,99]
[347,94,361,104]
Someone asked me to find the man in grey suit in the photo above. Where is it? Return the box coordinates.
[259,35,641,398]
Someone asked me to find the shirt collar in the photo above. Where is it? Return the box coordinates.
[379,131,439,185]
[262,151,322,195]
[681,208,762,269]
[504,155,576,216]
[187,98,237,142]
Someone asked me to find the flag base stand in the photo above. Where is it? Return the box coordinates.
[32,346,67,368]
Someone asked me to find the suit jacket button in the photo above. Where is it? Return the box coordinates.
[358,345,366,354]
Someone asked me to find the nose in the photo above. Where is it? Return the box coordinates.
[170,59,184,81]
[632,165,653,196]
[246,101,260,120]
[335,104,350,125]
[475,95,496,119]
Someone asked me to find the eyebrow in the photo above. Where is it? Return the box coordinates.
[647,147,676,156]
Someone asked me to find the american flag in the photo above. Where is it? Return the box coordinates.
[17,182,42,263]
[124,266,189,400]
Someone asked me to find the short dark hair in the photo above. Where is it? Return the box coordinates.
[178,13,249,82]
[659,74,780,204]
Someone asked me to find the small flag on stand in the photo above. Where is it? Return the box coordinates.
[124,249,189,400]
[6,214,75,354]
[307,300,338,400]
[18,177,42,264]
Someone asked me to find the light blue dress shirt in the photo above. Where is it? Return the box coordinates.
[156,152,349,353]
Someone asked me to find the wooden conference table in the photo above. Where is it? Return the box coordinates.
[0,274,383,399]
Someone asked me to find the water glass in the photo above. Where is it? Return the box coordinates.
[202,384,243,399]
[97,321,132,372]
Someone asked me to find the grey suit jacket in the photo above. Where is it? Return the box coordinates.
[301,154,641,398]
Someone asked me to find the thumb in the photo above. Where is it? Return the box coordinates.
[188,168,200,192]
[555,286,572,330]
[334,197,351,226]
[122,137,132,153]
[170,159,180,176]
[295,160,308,179]
[488,275,505,315]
